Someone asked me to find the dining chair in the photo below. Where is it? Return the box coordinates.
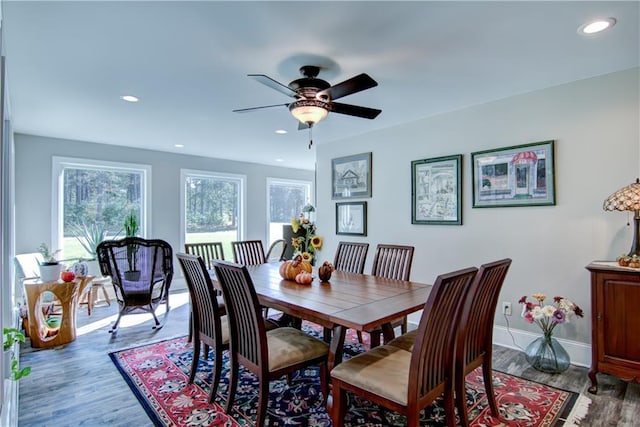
[331,266,478,427]
[333,241,369,274]
[96,237,173,336]
[330,241,370,342]
[265,239,287,262]
[213,260,330,427]
[176,253,229,403]
[455,258,512,426]
[184,242,225,269]
[231,240,267,265]
[366,244,415,347]
[184,242,226,342]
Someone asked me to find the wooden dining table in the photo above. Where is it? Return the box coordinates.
[217,262,433,372]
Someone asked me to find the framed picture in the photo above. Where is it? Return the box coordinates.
[471,140,555,208]
[332,152,372,199]
[411,154,462,225]
[336,202,367,236]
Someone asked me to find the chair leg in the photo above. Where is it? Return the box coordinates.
[482,360,501,418]
[330,382,347,427]
[189,337,201,384]
[455,369,470,427]
[319,363,329,402]
[401,316,408,334]
[256,376,270,427]
[109,308,125,334]
[225,356,239,415]
[357,330,364,344]
[209,346,223,404]
[443,388,457,427]
[150,308,161,328]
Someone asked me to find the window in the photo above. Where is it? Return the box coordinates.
[53,157,151,260]
[267,178,312,244]
[181,170,245,258]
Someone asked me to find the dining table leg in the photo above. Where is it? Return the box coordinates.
[381,322,396,344]
[328,324,346,372]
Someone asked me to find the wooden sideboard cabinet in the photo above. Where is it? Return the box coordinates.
[586,262,640,393]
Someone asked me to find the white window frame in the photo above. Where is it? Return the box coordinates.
[266,177,313,244]
[180,169,246,249]
[52,156,152,257]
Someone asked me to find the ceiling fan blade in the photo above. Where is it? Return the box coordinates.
[329,102,381,119]
[317,73,378,101]
[248,74,298,98]
[232,103,289,113]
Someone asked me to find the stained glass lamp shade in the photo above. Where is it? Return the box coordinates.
[603,178,640,257]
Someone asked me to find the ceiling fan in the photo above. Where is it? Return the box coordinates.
[233,65,381,147]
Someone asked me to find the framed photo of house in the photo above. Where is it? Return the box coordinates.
[411,154,462,225]
[332,152,372,199]
[336,202,367,236]
[471,140,556,208]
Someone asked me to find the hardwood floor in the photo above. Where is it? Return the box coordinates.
[17,288,639,426]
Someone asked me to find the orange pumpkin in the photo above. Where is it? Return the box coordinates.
[279,255,312,280]
[295,272,313,285]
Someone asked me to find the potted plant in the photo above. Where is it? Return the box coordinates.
[71,221,118,276]
[3,328,31,381]
[123,211,140,281]
[37,243,62,282]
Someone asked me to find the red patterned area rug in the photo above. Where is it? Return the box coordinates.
[109,323,590,427]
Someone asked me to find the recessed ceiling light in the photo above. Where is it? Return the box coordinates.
[120,95,139,103]
[275,129,287,135]
[275,158,284,162]
[174,144,184,148]
[579,18,616,35]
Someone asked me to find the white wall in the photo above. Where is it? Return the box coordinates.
[13,134,313,265]
[316,68,640,347]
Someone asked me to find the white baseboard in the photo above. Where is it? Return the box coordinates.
[0,379,19,427]
[406,320,591,368]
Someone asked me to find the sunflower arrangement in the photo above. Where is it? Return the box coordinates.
[290,205,323,264]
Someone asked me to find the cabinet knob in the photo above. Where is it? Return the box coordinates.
[597,314,602,320]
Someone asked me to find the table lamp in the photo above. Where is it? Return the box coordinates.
[603,178,640,257]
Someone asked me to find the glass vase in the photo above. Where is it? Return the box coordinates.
[524,333,570,374]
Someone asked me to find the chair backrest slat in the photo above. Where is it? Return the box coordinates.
[371,244,415,281]
[184,242,225,270]
[333,241,369,274]
[409,266,477,402]
[232,240,266,265]
[213,260,267,369]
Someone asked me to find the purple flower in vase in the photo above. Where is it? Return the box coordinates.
[551,309,566,324]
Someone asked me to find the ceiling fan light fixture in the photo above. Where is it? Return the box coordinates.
[289,99,328,125]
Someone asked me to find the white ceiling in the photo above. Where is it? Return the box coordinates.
[2,1,638,171]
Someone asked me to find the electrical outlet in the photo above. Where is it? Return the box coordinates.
[502,301,512,316]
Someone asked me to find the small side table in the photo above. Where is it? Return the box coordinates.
[23,276,92,348]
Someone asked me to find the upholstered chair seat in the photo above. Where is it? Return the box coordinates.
[266,327,329,371]
[386,329,417,352]
[331,344,412,405]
